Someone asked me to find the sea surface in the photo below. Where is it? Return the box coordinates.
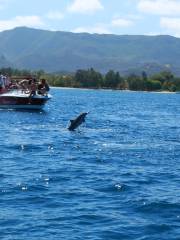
[0,88,180,240]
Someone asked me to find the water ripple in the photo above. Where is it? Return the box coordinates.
[0,89,179,239]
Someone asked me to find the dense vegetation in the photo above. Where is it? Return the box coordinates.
[1,67,180,92]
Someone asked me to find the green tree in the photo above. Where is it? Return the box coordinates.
[142,71,148,81]
[151,71,174,84]
[104,70,124,89]
[127,74,146,91]
[146,80,162,91]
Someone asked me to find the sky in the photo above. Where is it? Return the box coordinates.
[0,0,180,36]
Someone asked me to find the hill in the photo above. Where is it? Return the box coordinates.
[0,27,180,74]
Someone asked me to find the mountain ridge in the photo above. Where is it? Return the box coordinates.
[0,27,180,75]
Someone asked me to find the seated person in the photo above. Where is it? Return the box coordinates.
[38,79,50,95]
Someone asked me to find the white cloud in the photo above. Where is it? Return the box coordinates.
[68,0,104,14]
[160,17,180,36]
[72,25,111,34]
[0,16,44,31]
[46,11,64,20]
[111,18,134,27]
[137,0,180,16]
[72,16,135,34]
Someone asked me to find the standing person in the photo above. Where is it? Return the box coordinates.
[4,75,12,89]
[29,79,37,99]
[0,74,5,93]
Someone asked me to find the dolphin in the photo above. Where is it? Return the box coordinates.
[68,112,88,131]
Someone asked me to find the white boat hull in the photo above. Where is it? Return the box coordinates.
[0,90,51,110]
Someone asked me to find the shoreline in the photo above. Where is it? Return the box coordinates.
[50,86,176,94]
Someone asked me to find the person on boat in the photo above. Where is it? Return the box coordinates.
[19,79,30,93]
[37,79,50,95]
[0,75,4,91]
[4,75,11,89]
[29,79,37,98]
[0,74,6,93]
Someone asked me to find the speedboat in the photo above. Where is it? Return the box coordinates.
[0,89,51,110]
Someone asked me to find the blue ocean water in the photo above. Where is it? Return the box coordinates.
[0,88,180,240]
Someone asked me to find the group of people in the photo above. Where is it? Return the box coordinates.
[19,78,50,97]
[0,74,50,96]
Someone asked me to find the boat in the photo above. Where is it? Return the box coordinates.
[0,75,51,110]
[0,89,51,110]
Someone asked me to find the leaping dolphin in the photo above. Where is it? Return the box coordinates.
[68,112,88,131]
